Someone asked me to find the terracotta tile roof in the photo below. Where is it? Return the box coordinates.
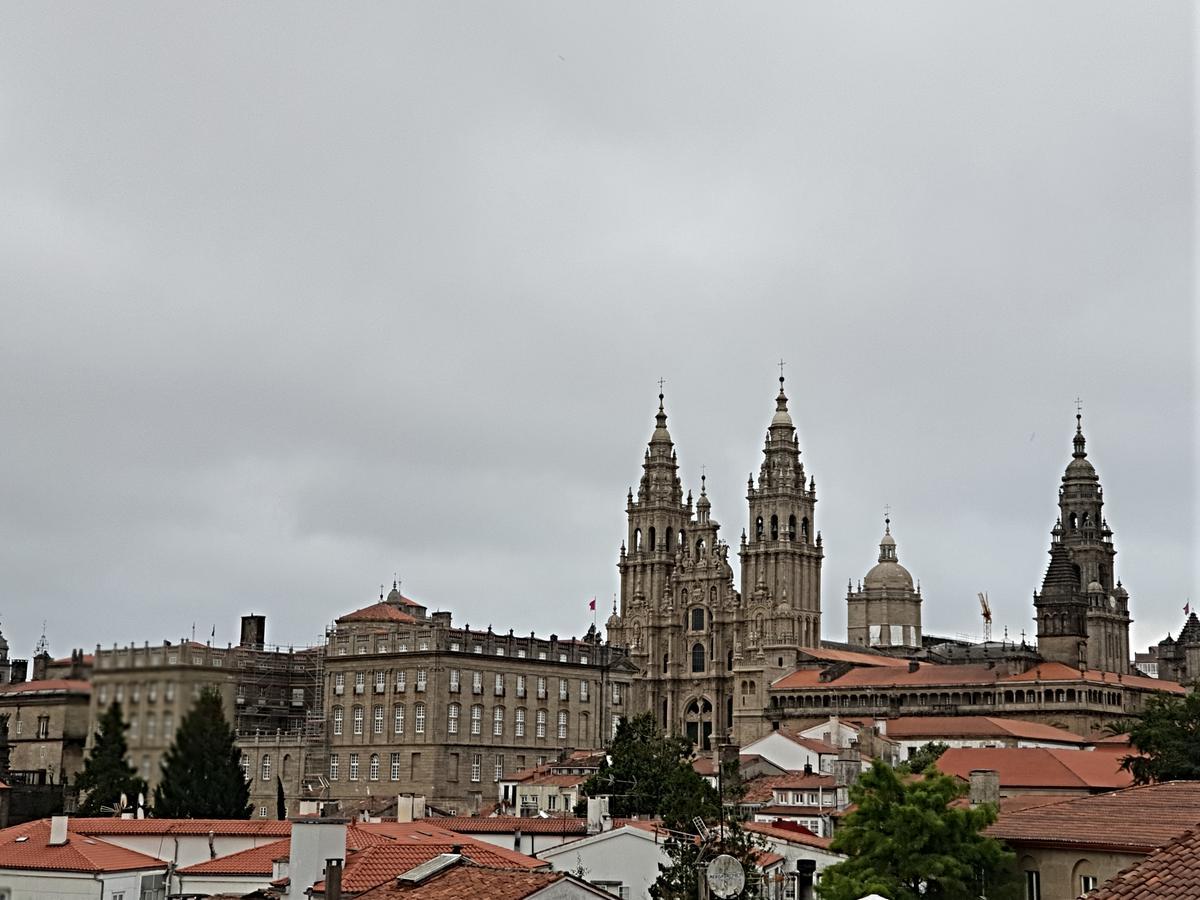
[0,678,91,697]
[355,863,568,899]
[1089,826,1200,899]
[435,816,589,835]
[755,850,786,868]
[316,840,545,894]
[773,731,838,754]
[337,601,418,625]
[52,653,95,665]
[0,820,165,874]
[743,820,833,850]
[798,648,912,667]
[773,663,1003,691]
[72,818,292,837]
[179,824,393,876]
[879,716,1088,744]
[986,781,1200,853]
[757,805,831,817]
[1003,663,1185,694]
[771,774,837,790]
[936,747,1133,791]
[741,775,798,805]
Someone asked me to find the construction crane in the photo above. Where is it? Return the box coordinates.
[978,592,993,642]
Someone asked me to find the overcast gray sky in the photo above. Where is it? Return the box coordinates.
[0,3,1194,662]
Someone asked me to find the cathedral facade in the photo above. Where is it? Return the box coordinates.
[606,377,822,749]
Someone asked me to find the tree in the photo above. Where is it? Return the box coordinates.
[153,687,251,818]
[1119,690,1200,784]
[897,741,950,775]
[75,701,148,816]
[577,713,719,824]
[651,815,765,900]
[817,760,1018,900]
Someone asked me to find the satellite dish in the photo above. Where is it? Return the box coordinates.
[706,854,745,899]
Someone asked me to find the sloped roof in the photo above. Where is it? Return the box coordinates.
[880,716,1088,744]
[743,820,834,850]
[72,818,291,838]
[0,678,91,698]
[772,773,837,790]
[797,648,911,668]
[1004,663,1184,693]
[355,863,571,899]
[435,816,590,835]
[773,663,1003,690]
[316,840,545,894]
[986,781,1200,853]
[1089,826,1200,899]
[936,747,1132,790]
[337,601,419,625]
[179,824,393,876]
[0,820,165,874]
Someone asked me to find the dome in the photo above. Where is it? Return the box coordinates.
[1087,580,1104,593]
[1112,583,1129,598]
[770,377,794,428]
[1065,456,1096,478]
[863,560,914,591]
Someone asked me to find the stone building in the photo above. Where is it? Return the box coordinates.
[1034,414,1131,673]
[845,518,923,652]
[323,585,635,814]
[1155,611,1200,685]
[0,663,91,788]
[607,376,822,749]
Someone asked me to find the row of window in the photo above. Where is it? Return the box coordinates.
[123,711,175,741]
[6,714,51,739]
[331,703,596,742]
[98,651,219,669]
[329,751,495,783]
[334,635,589,665]
[95,681,181,706]
[332,670,608,702]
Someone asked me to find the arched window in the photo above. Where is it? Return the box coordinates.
[634,528,642,551]
[679,528,687,551]
[801,517,809,543]
[282,753,291,780]
[368,753,380,781]
[691,608,705,631]
[696,538,706,557]
[447,703,460,735]
[662,653,669,674]
[1069,512,1078,531]
[261,754,271,781]
[788,515,797,540]
[727,649,733,670]
[770,515,779,540]
[755,517,764,539]
[649,527,657,551]
[692,643,705,673]
[665,527,673,552]
[1082,512,1091,527]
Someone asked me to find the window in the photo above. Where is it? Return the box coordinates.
[373,705,384,734]
[128,715,139,739]
[390,752,401,781]
[240,755,250,781]
[612,714,620,740]
[394,705,405,734]
[448,703,460,735]
[515,708,526,737]
[474,644,483,654]
[494,706,504,736]
[395,670,407,692]
[471,704,483,736]
[536,709,547,738]
[349,753,360,781]
[1080,875,1097,893]
[36,716,50,739]
[398,642,409,653]
[518,648,527,659]
[691,608,705,631]
[352,706,364,735]
[692,643,705,673]
[368,754,380,781]
[333,706,344,735]
[496,647,505,656]
[98,685,109,705]
[415,703,426,734]
[580,680,589,702]
[612,683,623,704]
[537,677,547,699]
[559,679,568,700]
[1024,870,1041,900]
[145,714,155,739]
[165,682,175,701]
[148,682,158,702]
[416,669,427,692]
[547,794,558,810]
[115,685,124,703]
[579,711,590,738]
[449,669,461,692]
[471,753,481,783]
[495,755,504,781]
[329,754,339,780]
[558,710,568,740]
[495,673,504,696]
[418,639,429,651]
[450,642,460,652]
[163,712,173,736]
[517,675,526,698]
[354,671,365,693]
[472,671,483,694]
[375,670,386,692]
[261,754,271,781]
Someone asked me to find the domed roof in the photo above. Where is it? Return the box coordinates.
[770,377,794,428]
[1065,455,1096,477]
[1112,582,1129,598]
[863,518,914,592]
[1087,580,1104,593]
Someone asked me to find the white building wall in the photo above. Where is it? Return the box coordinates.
[96,833,282,868]
[0,866,162,900]
[541,828,669,900]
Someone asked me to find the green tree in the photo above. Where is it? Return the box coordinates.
[578,713,718,825]
[1119,690,1200,784]
[897,740,950,775]
[817,760,1018,900]
[651,816,765,900]
[153,687,251,818]
[75,701,148,816]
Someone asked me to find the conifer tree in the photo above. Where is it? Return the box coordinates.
[75,701,148,816]
[153,687,251,818]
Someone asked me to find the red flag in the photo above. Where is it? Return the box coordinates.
[589,597,596,611]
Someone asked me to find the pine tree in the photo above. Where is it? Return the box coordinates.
[75,701,148,816]
[153,687,251,819]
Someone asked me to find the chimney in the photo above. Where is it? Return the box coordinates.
[287,818,347,897]
[396,795,414,823]
[325,858,343,900]
[908,660,920,673]
[969,770,1000,806]
[803,762,813,777]
[239,615,266,650]
[875,716,887,736]
[49,816,68,846]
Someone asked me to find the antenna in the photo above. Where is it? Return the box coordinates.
[977,592,993,642]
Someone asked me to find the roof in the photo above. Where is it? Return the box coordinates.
[0,820,165,874]
[1004,662,1185,694]
[337,601,419,625]
[880,716,1089,744]
[772,661,1186,693]
[435,816,588,835]
[741,775,799,805]
[986,781,1200,853]
[0,678,91,698]
[179,824,393,876]
[316,840,545,894]
[772,774,837,790]
[743,820,834,850]
[797,648,911,668]
[355,863,572,900]
[936,747,1133,791]
[72,818,291,838]
[1089,826,1200,899]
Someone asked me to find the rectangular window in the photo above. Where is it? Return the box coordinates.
[415,703,426,734]
[416,669,427,692]
[494,707,504,736]
[494,673,504,696]
[471,705,482,736]
[472,671,482,694]
[36,717,50,739]
[395,670,406,692]
[369,754,380,781]
[557,710,568,740]
[165,682,175,701]
[536,709,546,738]
[148,682,157,702]
[518,649,527,659]
[537,677,547,700]
[390,752,401,781]
[412,752,421,780]
[375,670,386,692]
[612,714,620,740]
[495,647,505,656]
[495,755,504,781]
[1080,876,1097,893]
[418,639,429,651]
[515,708,526,737]
[333,707,344,735]
[353,706,364,735]
[612,683,622,704]
[1024,870,1041,900]
[580,654,589,665]
[373,705,384,734]
[580,680,589,702]
[394,705,405,734]
[449,669,460,692]
[349,753,360,781]
[450,642,460,652]
[471,753,481,783]
[354,671,365,693]
[473,644,483,654]
[448,704,459,735]
[559,679,568,700]
[547,794,557,810]
[517,675,526,698]
[538,651,547,660]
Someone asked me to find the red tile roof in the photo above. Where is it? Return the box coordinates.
[337,602,419,625]
[798,648,912,668]
[179,824,393,876]
[771,774,837,790]
[773,663,1003,690]
[743,820,833,850]
[0,820,165,874]
[770,731,838,755]
[1089,826,1200,899]
[72,818,291,837]
[741,775,799,805]
[986,781,1200,853]
[316,840,545,894]
[355,863,569,900]
[0,678,91,697]
[935,747,1133,791]
[1004,663,1185,693]
[435,817,589,835]
[880,716,1089,744]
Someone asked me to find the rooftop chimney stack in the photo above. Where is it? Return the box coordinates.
[48,816,68,846]
[969,769,1001,806]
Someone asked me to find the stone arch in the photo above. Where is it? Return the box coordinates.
[770,514,779,540]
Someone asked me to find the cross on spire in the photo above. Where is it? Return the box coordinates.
[883,503,891,523]
[658,376,666,395]
[1075,396,1083,414]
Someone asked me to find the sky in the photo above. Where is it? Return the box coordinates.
[0,3,1194,662]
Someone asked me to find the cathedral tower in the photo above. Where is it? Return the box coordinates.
[846,518,923,651]
[1034,413,1131,672]
[739,375,823,648]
